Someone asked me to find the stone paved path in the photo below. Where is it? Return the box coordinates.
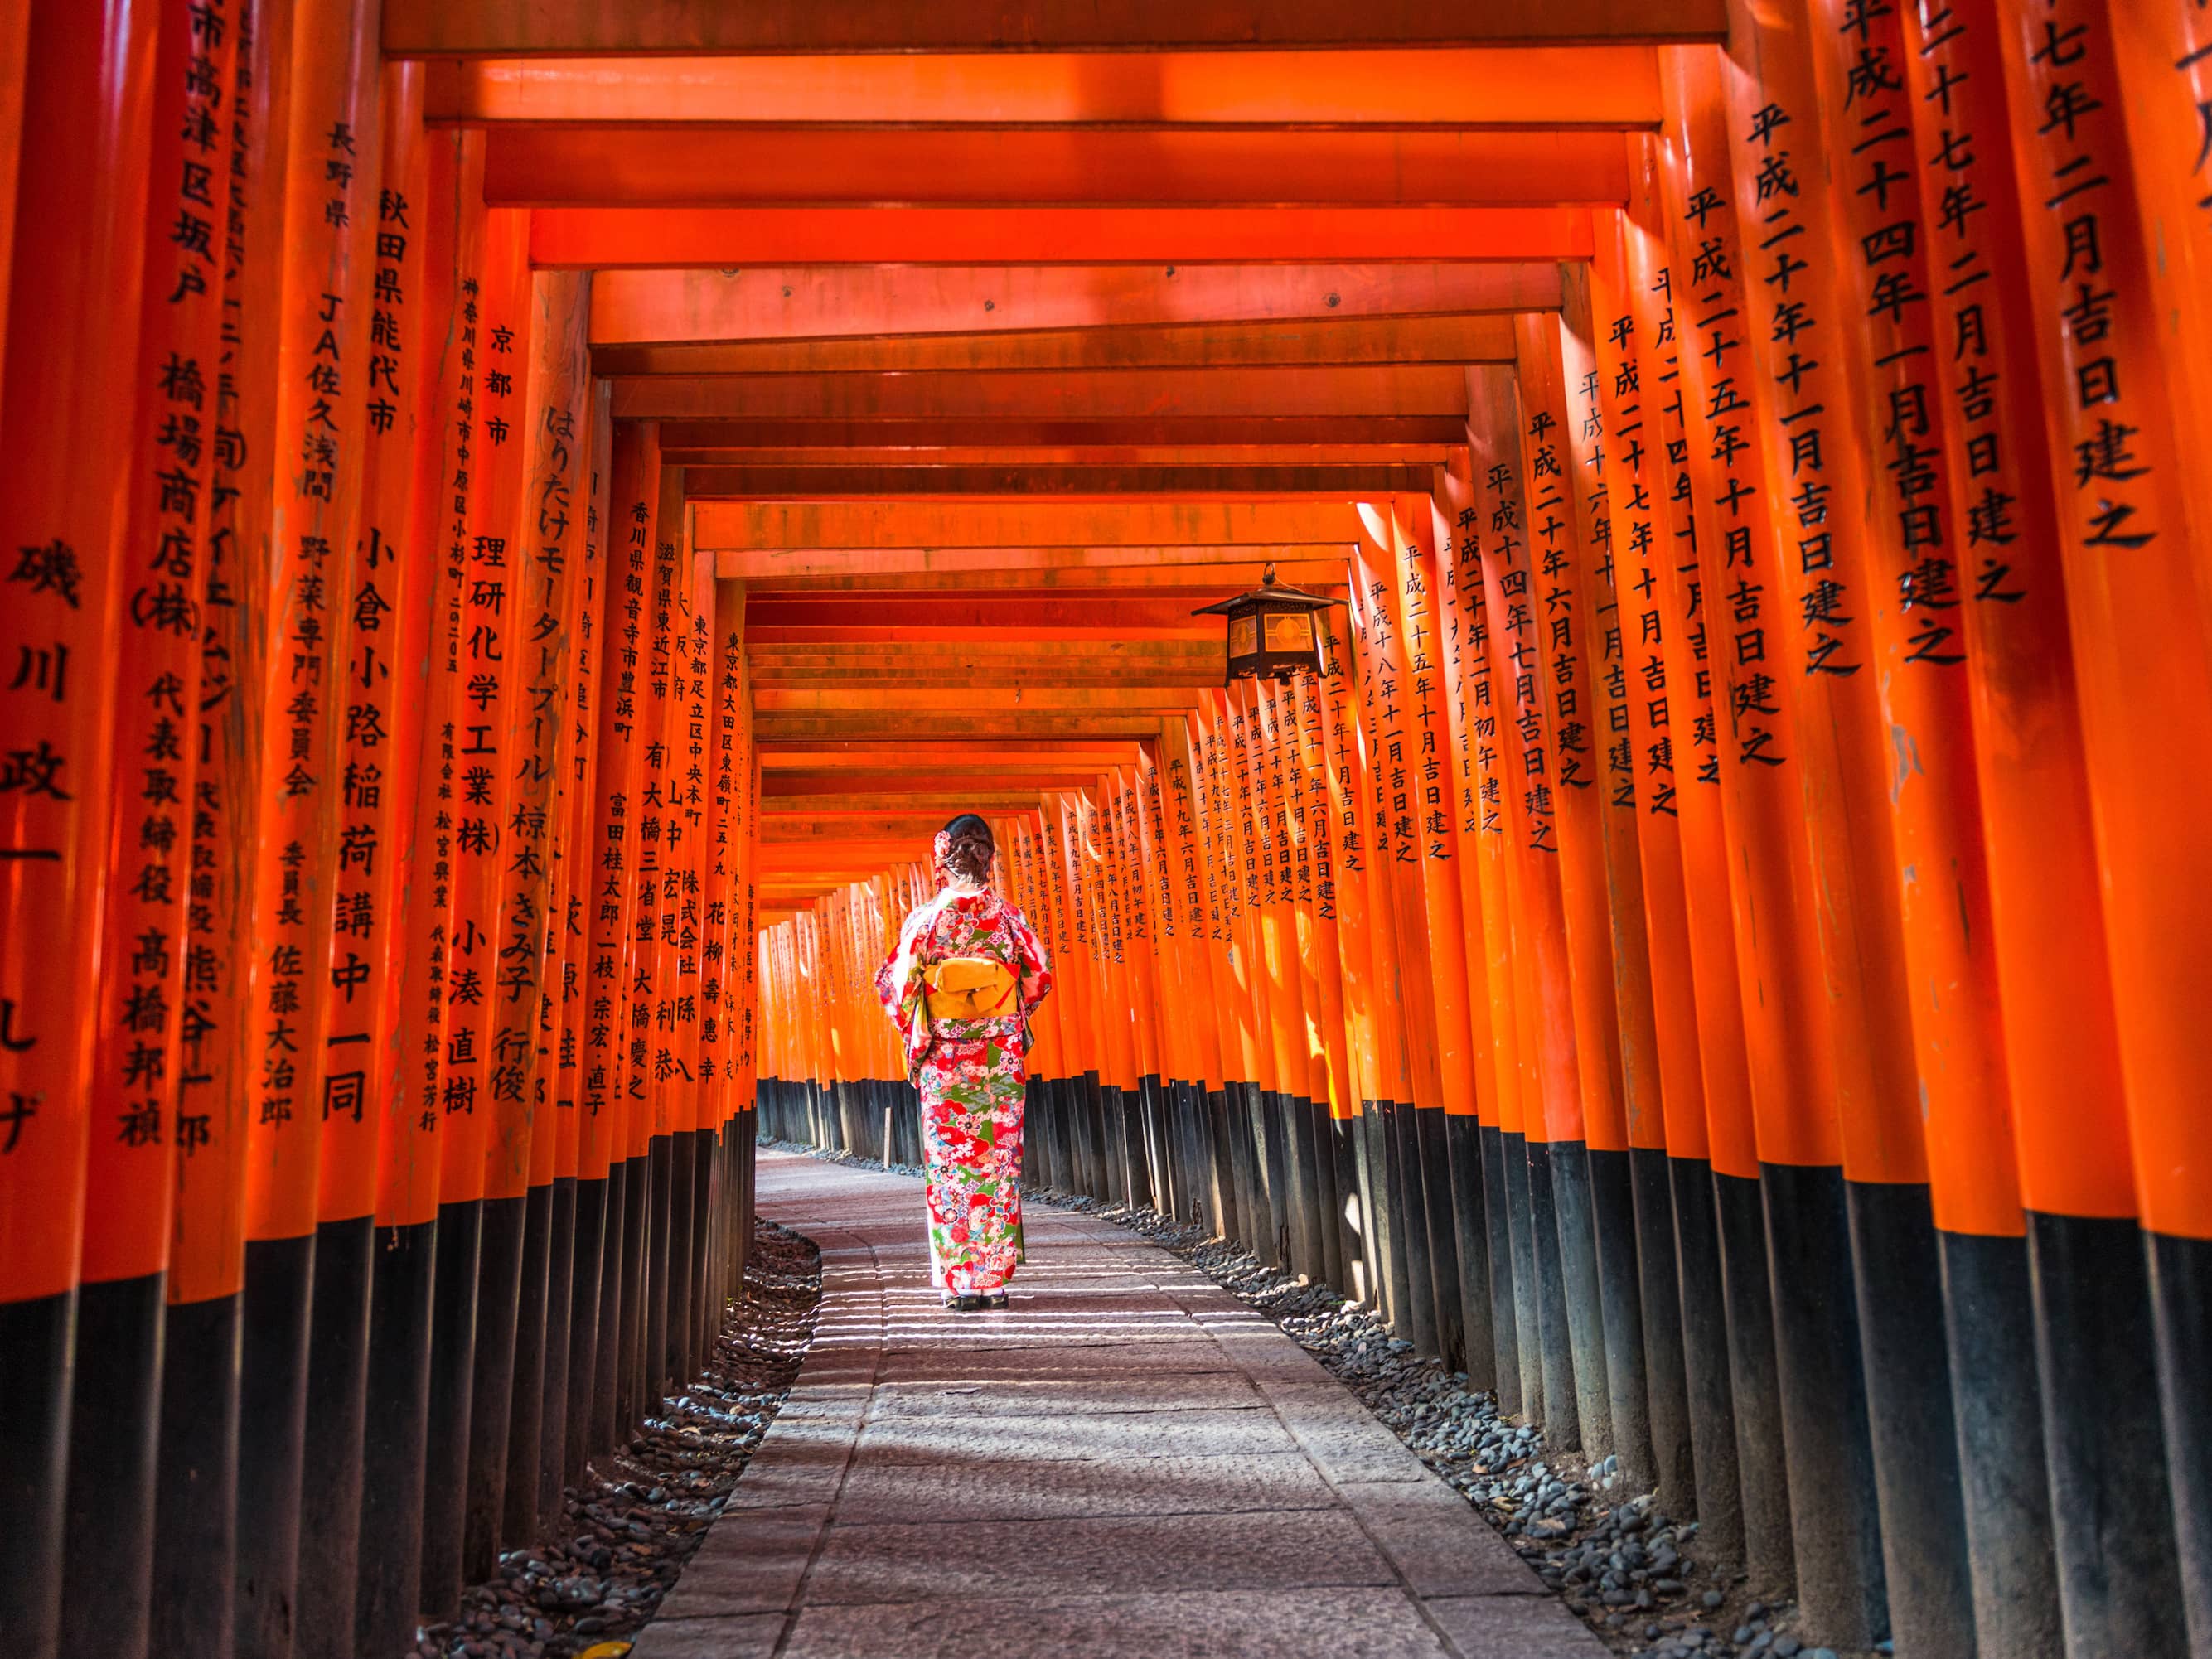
[633,1149,1609,1659]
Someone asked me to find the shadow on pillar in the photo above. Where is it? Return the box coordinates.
[152,1291,240,1656]
[61,1272,162,1659]
[355,1217,436,1659]
[236,1233,313,1659]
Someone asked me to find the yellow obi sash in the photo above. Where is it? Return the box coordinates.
[923,956,1019,1023]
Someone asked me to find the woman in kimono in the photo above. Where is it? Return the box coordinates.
[874,815,1053,1310]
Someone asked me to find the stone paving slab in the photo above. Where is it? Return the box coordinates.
[633,1150,1605,1659]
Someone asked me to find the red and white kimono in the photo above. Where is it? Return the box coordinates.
[874,873,1053,1295]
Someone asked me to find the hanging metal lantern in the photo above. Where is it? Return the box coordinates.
[1191,563,1346,684]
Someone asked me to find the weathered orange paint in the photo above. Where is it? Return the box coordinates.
[1583,206,1706,1159]
[534,205,1597,271]
[586,264,1563,351]
[244,0,381,1243]
[80,0,239,1287]
[345,60,440,1228]
[380,0,1725,56]
[1655,49,1843,1174]
[173,0,292,1299]
[428,47,1663,128]
[489,127,1630,210]
[1995,0,2212,1236]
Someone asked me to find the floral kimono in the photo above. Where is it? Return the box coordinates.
[874,855,1053,1295]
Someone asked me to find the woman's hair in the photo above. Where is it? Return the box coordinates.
[939,813,995,883]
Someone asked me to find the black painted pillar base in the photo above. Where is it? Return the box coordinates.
[1348,1101,1385,1318]
[420,1197,482,1618]
[1416,1105,1464,1373]
[152,1292,240,1657]
[1525,1140,1577,1448]
[236,1232,314,1659]
[498,1181,546,1550]
[1478,1125,1520,1415]
[540,1174,576,1534]
[298,1213,374,1659]
[356,1217,437,1659]
[1503,1129,1542,1420]
[1845,1181,1976,1659]
[1309,1097,1345,1294]
[643,1134,674,1409]
[2028,1210,2189,1659]
[1671,1157,1742,1562]
[1548,1141,1619,1451]
[1388,1100,1438,1354]
[1126,1078,1157,1212]
[1228,1082,1262,1255]
[1629,1147,1694,1520]
[666,1133,695,1387]
[1260,1087,1293,1271]
[464,1192,527,1584]
[1937,1228,2061,1659]
[1711,1168,1792,1594]
[61,1271,162,1659]
[2148,1227,2212,1658]
[1100,1081,1130,1206]
[0,1287,72,1659]
[1207,1086,1242,1245]
[1585,1145,1648,1486]
[593,1162,630,1455]
[1318,1110,1353,1309]
[1369,1100,1411,1337]
[1445,1114,1494,1391]
[1759,1163,1887,1650]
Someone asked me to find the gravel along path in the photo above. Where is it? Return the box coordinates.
[406,1217,822,1659]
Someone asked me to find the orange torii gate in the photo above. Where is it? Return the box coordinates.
[2,7,2211,1659]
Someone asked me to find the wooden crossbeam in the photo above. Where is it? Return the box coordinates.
[486,128,1630,208]
[694,497,1365,549]
[533,206,1596,268]
[679,463,1432,498]
[598,313,1518,377]
[384,1,1725,54]
[588,265,1561,346]
[619,365,1470,422]
[425,49,1662,128]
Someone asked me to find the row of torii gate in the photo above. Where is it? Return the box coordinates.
[2,2,2210,1659]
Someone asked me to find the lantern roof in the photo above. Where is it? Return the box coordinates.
[1189,563,1345,618]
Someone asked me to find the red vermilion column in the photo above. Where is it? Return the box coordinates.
[700,565,743,1316]
[1290,660,1359,1297]
[1993,0,2209,1648]
[154,8,288,1648]
[1464,368,1595,1446]
[1585,193,1716,1527]
[237,4,380,1651]
[305,54,438,1659]
[1504,336,1635,1466]
[1234,686,1299,1268]
[1339,547,1429,1344]
[61,4,237,1653]
[1434,470,1527,1409]
[1335,572,1416,1334]
[1764,2,2020,1650]
[1369,504,1477,1370]
[1133,748,1195,1224]
[1218,691,1280,1253]
[1197,704,1264,1184]
[1267,679,1335,1285]
[1250,688,1317,1274]
[501,269,592,1548]
[1521,303,1664,1487]
[1892,6,2132,1648]
[602,421,660,1437]
[1160,716,1232,1236]
[406,125,491,1625]
[0,0,161,1647]
[1661,45,1864,1614]
[441,204,535,1589]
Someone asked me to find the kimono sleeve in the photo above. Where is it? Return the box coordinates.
[876,903,935,1067]
[1005,902,1053,1008]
